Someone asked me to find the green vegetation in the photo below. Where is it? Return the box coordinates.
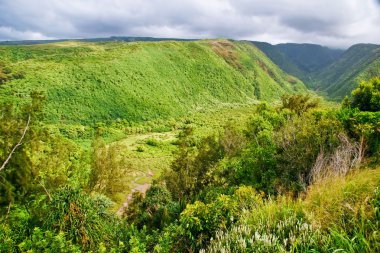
[347,77,380,112]
[253,41,380,99]
[0,39,305,127]
[314,44,380,99]
[252,41,344,85]
[275,43,343,74]
[252,41,305,80]
[0,38,379,252]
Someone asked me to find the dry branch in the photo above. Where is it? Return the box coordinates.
[0,114,30,172]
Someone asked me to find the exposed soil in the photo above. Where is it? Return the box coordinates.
[116,172,153,216]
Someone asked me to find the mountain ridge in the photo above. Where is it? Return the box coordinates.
[0,36,196,45]
[252,41,380,99]
[313,43,380,98]
[0,39,306,125]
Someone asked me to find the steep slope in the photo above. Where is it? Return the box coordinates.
[251,41,344,86]
[252,41,380,100]
[275,43,343,74]
[0,39,306,125]
[313,44,380,99]
[251,41,304,79]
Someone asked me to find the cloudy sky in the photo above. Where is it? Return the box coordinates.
[0,0,379,48]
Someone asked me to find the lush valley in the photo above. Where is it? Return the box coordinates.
[313,44,380,99]
[252,41,344,84]
[0,38,379,252]
[254,41,380,99]
[275,43,343,74]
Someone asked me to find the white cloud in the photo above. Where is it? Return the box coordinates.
[0,0,379,47]
[0,26,54,41]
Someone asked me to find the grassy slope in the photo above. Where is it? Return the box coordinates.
[252,41,305,81]
[252,42,380,100]
[275,43,343,74]
[0,39,305,125]
[204,166,380,252]
[313,44,380,99]
[252,41,344,87]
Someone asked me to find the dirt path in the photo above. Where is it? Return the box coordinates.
[116,174,152,216]
[114,131,176,216]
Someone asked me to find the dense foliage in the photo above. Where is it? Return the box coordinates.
[0,56,379,252]
[254,41,380,99]
[0,40,305,126]
[314,44,380,99]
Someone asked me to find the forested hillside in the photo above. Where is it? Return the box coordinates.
[251,41,305,80]
[313,44,380,99]
[253,41,380,99]
[275,43,343,74]
[1,78,379,252]
[0,40,305,126]
[252,41,343,84]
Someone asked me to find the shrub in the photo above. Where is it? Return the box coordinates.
[146,138,160,147]
[89,140,130,200]
[350,77,380,112]
[179,186,261,251]
[41,187,117,250]
[304,168,380,252]
[18,228,81,253]
[136,146,145,152]
[201,197,327,253]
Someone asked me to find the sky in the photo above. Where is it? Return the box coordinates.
[0,0,379,48]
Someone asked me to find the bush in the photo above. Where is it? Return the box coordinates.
[18,228,81,253]
[304,168,380,252]
[179,186,261,250]
[200,197,328,253]
[136,146,145,152]
[350,77,380,112]
[41,187,118,250]
[146,138,160,147]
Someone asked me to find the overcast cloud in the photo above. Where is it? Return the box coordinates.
[0,0,379,48]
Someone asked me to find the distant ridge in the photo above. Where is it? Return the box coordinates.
[252,41,344,83]
[252,41,380,99]
[313,43,380,99]
[0,36,196,45]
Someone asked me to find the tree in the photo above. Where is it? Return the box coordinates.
[164,128,225,201]
[0,115,30,173]
[0,91,84,206]
[281,93,320,116]
[340,78,380,156]
[0,94,42,206]
[89,138,130,201]
[350,77,380,112]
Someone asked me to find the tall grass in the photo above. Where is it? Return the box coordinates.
[202,167,380,252]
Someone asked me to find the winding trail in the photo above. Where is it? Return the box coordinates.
[116,173,153,216]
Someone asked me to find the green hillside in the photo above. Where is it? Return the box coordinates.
[252,41,343,85]
[275,43,343,74]
[252,41,380,100]
[0,36,195,46]
[0,39,305,125]
[251,41,305,80]
[313,43,380,99]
